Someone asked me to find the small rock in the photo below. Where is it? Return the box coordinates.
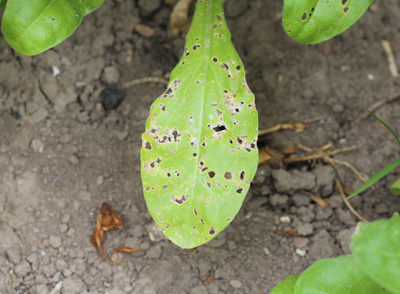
[315,206,333,220]
[29,108,48,123]
[297,206,315,222]
[68,155,79,165]
[295,248,306,257]
[58,224,68,233]
[293,236,309,248]
[138,0,161,15]
[260,184,271,195]
[272,169,316,192]
[230,279,243,289]
[145,222,166,242]
[102,66,121,84]
[269,193,289,207]
[336,208,356,225]
[295,221,313,236]
[49,235,62,248]
[336,228,353,254]
[254,165,271,185]
[146,244,163,259]
[292,193,311,207]
[30,139,44,153]
[42,165,50,174]
[329,194,343,208]
[312,165,336,196]
[26,101,40,115]
[115,130,129,141]
[99,85,124,111]
[15,261,31,277]
[309,229,338,260]
[63,276,86,294]
[78,190,91,202]
[96,176,104,186]
[5,248,21,264]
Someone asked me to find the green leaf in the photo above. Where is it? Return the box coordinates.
[364,107,400,147]
[347,159,400,200]
[351,214,400,293]
[0,0,7,8]
[391,178,400,195]
[270,275,298,294]
[2,0,104,55]
[282,0,373,44]
[294,255,390,294]
[140,0,258,248]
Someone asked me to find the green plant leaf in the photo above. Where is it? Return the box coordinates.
[2,0,104,55]
[140,0,258,248]
[351,213,400,293]
[364,107,400,147]
[294,255,390,294]
[270,275,298,294]
[347,159,400,200]
[282,0,373,44]
[0,0,7,8]
[391,178,400,195]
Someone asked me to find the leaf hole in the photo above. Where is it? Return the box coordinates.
[212,57,218,62]
[208,171,216,178]
[236,187,243,194]
[344,6,349,13]
[194,208,198,216]
[209,226,216,235]
[213,125,227,132]
[240,171,245,180]
[302,13,307,21]
[341,0,347,4]
[224,172,232,180]
[172,195,188,205]
[145,142,152,150]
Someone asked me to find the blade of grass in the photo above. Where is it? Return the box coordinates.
[347,159,400,199]
[390,178,400,195]
[364,107,400,147]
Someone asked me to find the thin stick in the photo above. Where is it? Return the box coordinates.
[359,92,400,120]
[381,40,399,77]
[329,158,368,183]
[301,190,329,208]
[122,77,169,89]
[335,178,370,224]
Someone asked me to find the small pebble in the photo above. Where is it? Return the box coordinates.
[295,248,306,257]
[96,176,104,186]
[49,235,62,248]
[68,155,79,165]
[293,236,309,248]
[230,279,243,289]
[30,139,44,153]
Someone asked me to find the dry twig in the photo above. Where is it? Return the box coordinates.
[335,178,370,224]
[300,190,329,208]
[381,40,399,78]
[122,77,169,89]
[91,203,138,265]
[359,91,400,120]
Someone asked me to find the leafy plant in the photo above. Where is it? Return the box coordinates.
[271,214,400,294]
[140,0,258,248]
[1,0,104,55]
[348,108,400,200]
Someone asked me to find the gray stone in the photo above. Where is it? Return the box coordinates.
[254,165,271,185]
[68,155,79,165]
[297,206,315,222]
[309,229,338,260]
[376,202,389,214]
[197,260,212,278]
[230,279,243,289]
[146,244,163,259]
[30,139,44,153]
[295,221,313,236]
[329,194,343,208]
[225,0,249,18]
[336,229,353,254]
[312,165,336,196]
[63,276,86,294]
[336,208,357,225]
[260,184,271,195]
[292,193,311,207]
[102,66,121,84]
[15,261,31,277]
[29,108,48,123]
[269,193,289,207]
[5,248,21,264]
[272,169,316,192]
[49,235,62,248]
[315,206,333,220]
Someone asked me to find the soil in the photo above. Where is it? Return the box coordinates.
[1,0,400,293]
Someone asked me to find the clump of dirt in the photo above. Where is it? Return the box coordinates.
[0,1,399,293]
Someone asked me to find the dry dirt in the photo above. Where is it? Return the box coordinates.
[0,0,400,293]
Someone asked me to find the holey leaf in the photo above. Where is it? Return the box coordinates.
[140,0,258,248]
[2,0,104,55]
[283,0,373,44]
